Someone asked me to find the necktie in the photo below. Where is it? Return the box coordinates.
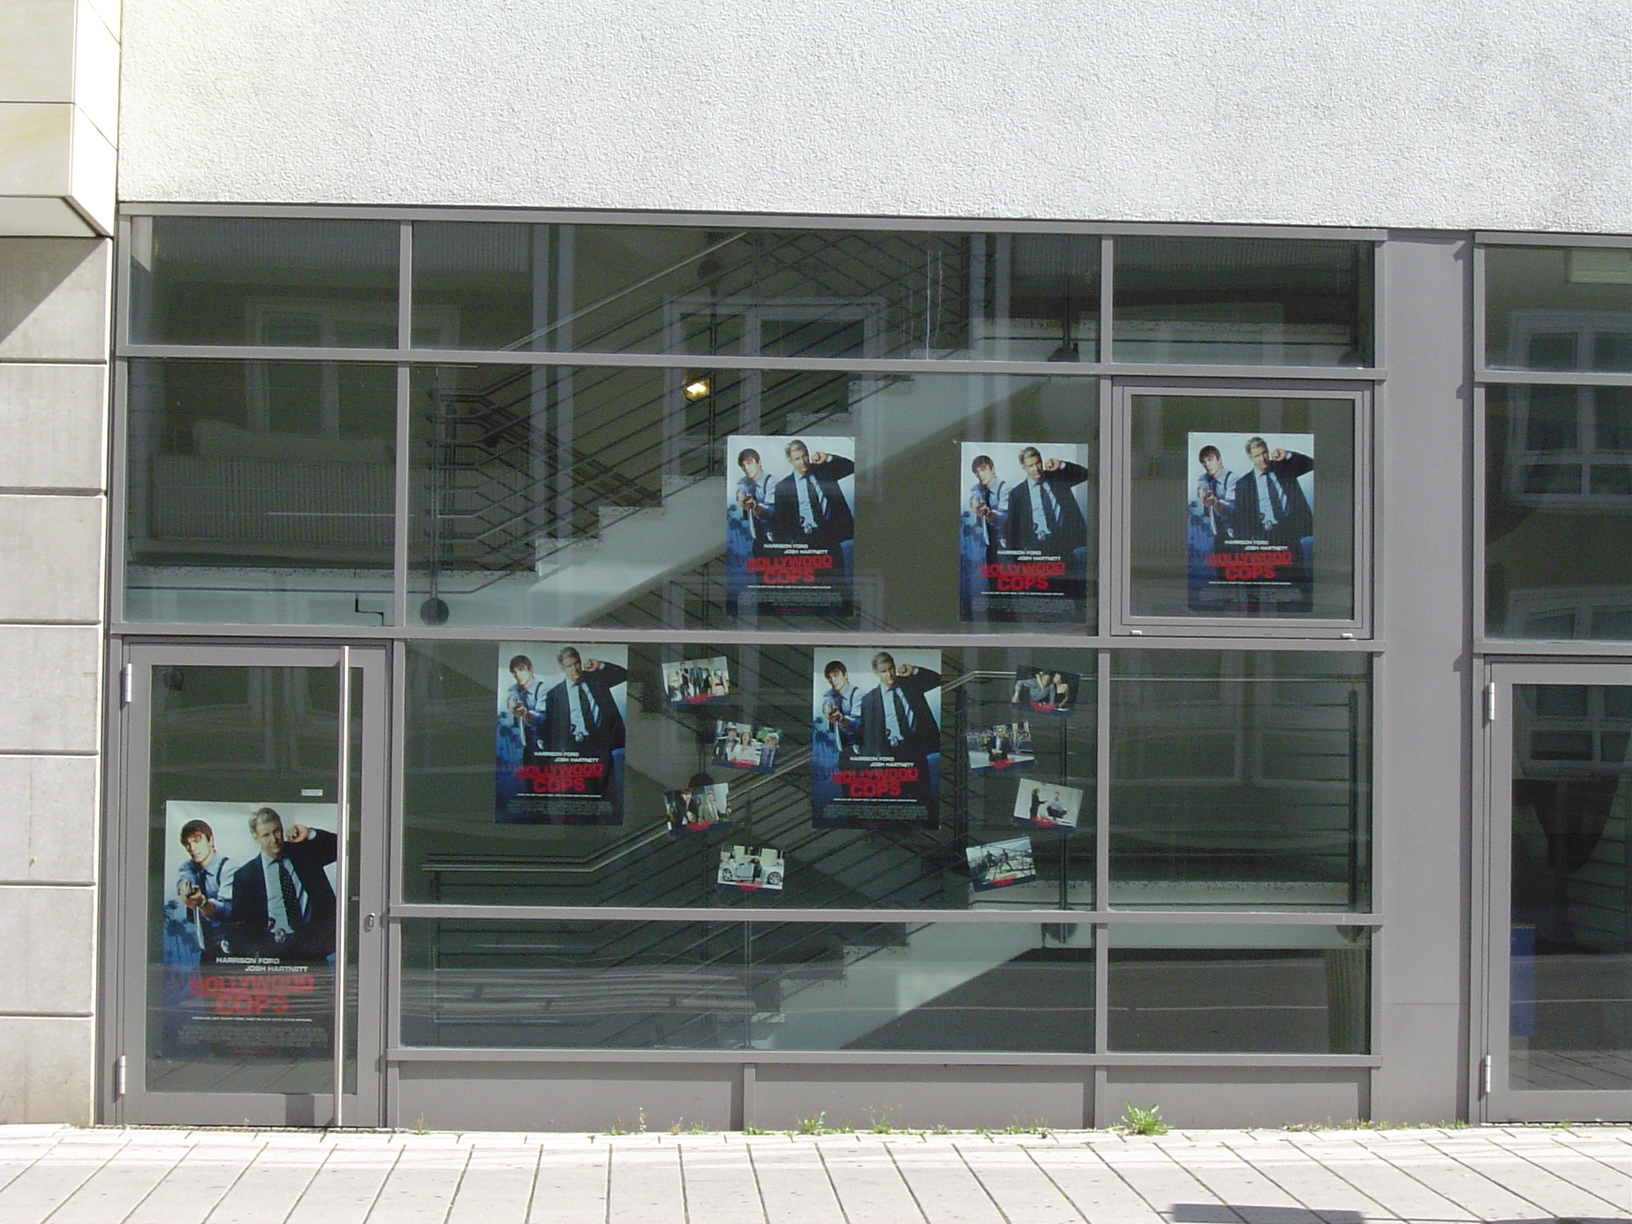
[1267,474,1285,525]
[892,690,911,743]
[805,475,825,530]
[278,860,302,927]
[1041,483,1059,532]
[576,684,595,739]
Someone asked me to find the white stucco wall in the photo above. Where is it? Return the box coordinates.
[119,0,1632,233]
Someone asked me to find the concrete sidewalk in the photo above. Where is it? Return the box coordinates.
[0,1123,1626,1224]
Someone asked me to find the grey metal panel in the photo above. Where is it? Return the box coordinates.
[387,1048,1381,1067]
[1103,1067,1366,1129]
[387,904,1383,925]
[1369,233,1472,1123]
[1477,231,1632,248]
[752,1066,1089,1131]
[393,1063,739,1132]
[1478,368,1632,386]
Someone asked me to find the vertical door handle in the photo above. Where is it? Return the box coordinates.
[363,913,377,932]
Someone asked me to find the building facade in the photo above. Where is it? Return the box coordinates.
[0,0,1629,1129]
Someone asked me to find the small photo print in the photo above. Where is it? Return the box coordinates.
[966,836,1038,891]
[664,776,731,837]
[966,721,1035,773]
[717,845,784,892]
[711,721,782,772]
[1010,665,1080,716]
[1012,778,1085,830]
[664,656,731,706]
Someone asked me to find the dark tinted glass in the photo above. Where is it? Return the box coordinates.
[1487,384,1632,640]
[1109,927,1369,1053]
[1109,651,1371,909]
[412,222,1099,361]
[129,216,398,347]
[1485,245,1632,372]
[1113,237,1373,366]
[124,359,395,624]
[400,919,1094,1052]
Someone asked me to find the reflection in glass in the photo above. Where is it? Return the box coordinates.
[402,642,1094,910]
[1109,926,1369,1053]
[1487,385,1632,640]
[407,365,1095,632]
[1109,652,1371,909]
[1509,685,1632,1090]
[1113,237,1373,366]
[129,216,399,347]
[147,665,351,1095]
[1485,246,1632,372]
[412,222,1100,362]
[1126,395,1357,621]
[400,919,1094,1052]
[124,360,396,625]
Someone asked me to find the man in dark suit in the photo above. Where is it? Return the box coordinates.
[769,440,854,550]
[540,647,627,758]
[1230,436,1314,566]
[858,652,941,759]
[1003,446,1088,555]
[229,807,337,963]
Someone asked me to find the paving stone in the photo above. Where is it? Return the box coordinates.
[745,1143,846,1224]
[605,1145,686,1224]
[952,1142,1084,1224]
[885,1142,1005,1224]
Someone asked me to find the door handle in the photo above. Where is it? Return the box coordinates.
[363,912,377,932]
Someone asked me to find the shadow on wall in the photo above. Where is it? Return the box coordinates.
[0,238,107,351]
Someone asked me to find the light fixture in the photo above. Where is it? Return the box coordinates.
[683,376,712,402]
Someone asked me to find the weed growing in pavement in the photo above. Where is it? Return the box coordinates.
[794,1111,829,1135]
[1120,1102,1168,1136]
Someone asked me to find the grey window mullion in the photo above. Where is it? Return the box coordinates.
[1100,235,1115,363]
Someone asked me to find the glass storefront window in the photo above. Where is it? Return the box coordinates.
[1113,237,1373,367]
[123,358,396,625]
[1123,391,1360,624]
[400,919,1095,1052]
[412,222,1101,363]
[1109,652,1371,910]
[403,642,1095,910]
[406,365,1096,633]
[1108,925,1369,1053]
[1485,246,1632,373]
[1486,383,1632,640]
[129,216,400,348]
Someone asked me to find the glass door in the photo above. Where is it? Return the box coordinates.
[109,643,388,1125]
[1485,663,1632,1121]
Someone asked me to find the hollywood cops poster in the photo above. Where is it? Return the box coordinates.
[811,647,941,828]
[1186,432,1314,613]
[726,434,855,617]
[496,642,628,824]
[959,442,1090,623]
[158,800,338,1060]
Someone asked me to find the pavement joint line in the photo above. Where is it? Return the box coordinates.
[1151,1136,1250,1224]
[14,1134,123,1224]
[1015,1141,1092,1224]
[1422,1130,1625,1220]
[1356,1138,1514,1222]
[740,1142,773,1224]
[99,1129,195,1224]
[881,1137,938,1224]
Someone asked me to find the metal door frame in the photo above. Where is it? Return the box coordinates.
[103,640,390,1127]
[1481,660,1632,1122]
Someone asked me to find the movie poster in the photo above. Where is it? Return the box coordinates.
[966,720,1034,774]
[1009,664,1081,716]
[158,800,337,1060]
[665,778,731,837]
[495,642,628,825]
[811,647,941,828]
[1012,779,1085,831]
[1186,432,1314,614]
[663,655,731,706]
[718,845,784,892]
[959,442,1090,623]
[726,434,856,617]
[711,721,782,773]
[967,836,1038,891]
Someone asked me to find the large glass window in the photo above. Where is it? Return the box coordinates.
[1109,651,1372,910]
[129,217,400,348]
[1108,925,1369,1053]
[407,364,1096,633]
[1113,237,1373,366]
[1487,383,1632,640]
[400,918,1095,1052]
[1123,391,1361,625]
[403,641,1096,910]
[124,358,396,625]
[413,222,1101,363]
[1485,246,1632,373]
